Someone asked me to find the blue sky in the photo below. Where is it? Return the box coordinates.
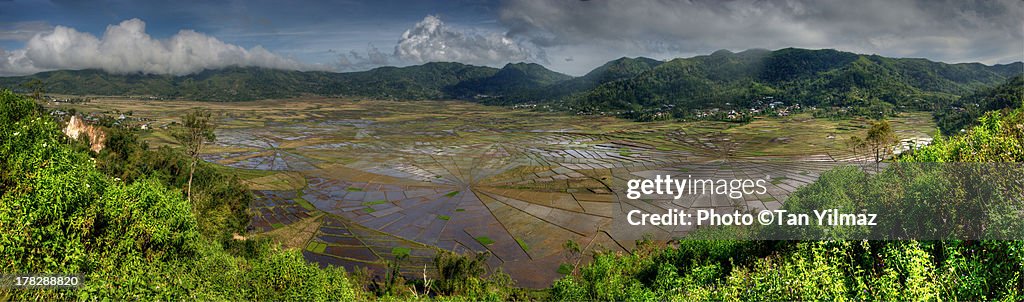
[1,0,1021,76]
[0,0,502,67]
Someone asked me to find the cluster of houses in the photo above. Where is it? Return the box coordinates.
[47,96,91,104]
[693,99,805,121]
[509,97,833,122]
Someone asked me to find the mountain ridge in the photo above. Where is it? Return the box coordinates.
[2,48,1020,119]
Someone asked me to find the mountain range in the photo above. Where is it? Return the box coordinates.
[1,48,1020,119]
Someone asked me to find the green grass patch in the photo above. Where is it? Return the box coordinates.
[455,208,465,212]
[474,236,494,245]
[210,164,275,180]
[391,247,411,258]
[516,238,529,251]
[346,187,363,192]
[306,242,327,253]
[557,263,573,275]
[437,214,451,221]
[769,175,788,185]
[444,191,460,197]
[362,200,388,206]
[294,196,316,211]
[271,223,285,229]
[363,207,376,213]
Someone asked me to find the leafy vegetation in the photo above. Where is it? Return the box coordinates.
[97,127,249,241]
[552,102,1024,300]
[847,119,898,168]
[902,99,1024,162]
[932,75,1024,135]
[429,251,527,300]
[171,108,217,202]
[0,90,359,300]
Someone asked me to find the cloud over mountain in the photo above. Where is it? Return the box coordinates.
[0,18,307,76]
[394,15,543,66]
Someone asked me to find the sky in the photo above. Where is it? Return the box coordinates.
[0,0,1021,76]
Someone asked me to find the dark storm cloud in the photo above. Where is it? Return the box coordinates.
[498,0,1024,64]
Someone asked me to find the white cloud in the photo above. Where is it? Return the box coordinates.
[394,15,543,67]
[0,18,308,76]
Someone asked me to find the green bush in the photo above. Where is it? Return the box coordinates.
[0,91,358,300]
[903,103,1024,162]
[430,251,527,301]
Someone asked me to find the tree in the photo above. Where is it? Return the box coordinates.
[172,109,216,203]
[22,79,45,100]
[849,120,897,170]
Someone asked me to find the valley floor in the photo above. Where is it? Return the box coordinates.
[51,97,936,288]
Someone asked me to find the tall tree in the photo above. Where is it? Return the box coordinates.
[23,79,45,100]
[849,120,898,170]
[172,109,216,203]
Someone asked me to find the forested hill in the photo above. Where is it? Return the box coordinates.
[1,48,1020,116]
[0,62,504,101]
[559,48,1022,118]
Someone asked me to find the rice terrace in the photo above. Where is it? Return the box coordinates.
[49,96,936,287]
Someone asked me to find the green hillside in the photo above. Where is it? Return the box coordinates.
[1,48,1020,120]
[532,56,664,103]
[444,62,572,101]
[932,75,1024,134]
[560,48,1021,119]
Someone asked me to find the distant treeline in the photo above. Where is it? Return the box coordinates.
[1,48,1020,122]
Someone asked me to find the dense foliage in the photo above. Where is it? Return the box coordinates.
[559,48,1019,119]
[932,75,1024,135]
[905,100,1024,162]
[0,90,359,300]
[552,104,1024,300]
[445,63,573,101]
[0,63,503,101]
